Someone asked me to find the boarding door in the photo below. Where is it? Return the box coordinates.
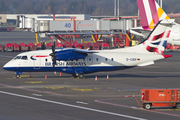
[33,54,41,69]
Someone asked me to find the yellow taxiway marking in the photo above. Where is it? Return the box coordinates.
[42,87,101,92]
[22,81,47,84]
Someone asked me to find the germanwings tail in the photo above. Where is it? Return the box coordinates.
[137,0,170,30]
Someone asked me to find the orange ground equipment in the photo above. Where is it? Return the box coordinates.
[135,88,180,110]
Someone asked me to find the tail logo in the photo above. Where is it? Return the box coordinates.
[144,30,171,54]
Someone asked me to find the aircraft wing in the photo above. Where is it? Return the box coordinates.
[55,49,98,61]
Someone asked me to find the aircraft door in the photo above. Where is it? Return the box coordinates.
[33,54,41,69]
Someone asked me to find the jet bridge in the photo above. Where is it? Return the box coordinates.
[16,15,136,33]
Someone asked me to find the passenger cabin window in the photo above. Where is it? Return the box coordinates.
[111,58,113,61]
[96,58,99,61]
[21,56,28,60]
[105,58,108,61]
[89,58,91,61]
[45,58,48,62]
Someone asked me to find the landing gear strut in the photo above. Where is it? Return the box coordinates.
[72,74,78,78]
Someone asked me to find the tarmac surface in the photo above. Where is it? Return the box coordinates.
[0,31,180,120]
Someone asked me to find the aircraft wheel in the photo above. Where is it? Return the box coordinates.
[72,74,78,78]
[16,74,20,78]
[78,73,84,79]
[176,103,180,109]
[144,103,151,110]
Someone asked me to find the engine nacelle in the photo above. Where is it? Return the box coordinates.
[55,49,87,61]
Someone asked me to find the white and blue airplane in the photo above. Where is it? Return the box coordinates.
[3,19,174,78]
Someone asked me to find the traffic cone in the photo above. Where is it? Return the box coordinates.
[45,75,47,79]
[59,72,62,76]
[95,76,97,81]
[107,75,109,79]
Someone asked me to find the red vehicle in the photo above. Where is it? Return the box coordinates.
[19,43,28,52]
[0,44,2,51]
[7,27,14,32]
[165,44,180,52]
[73,43,82,49]
[100,43,109,50]
[4,43,13,52]
[36,43,42,50]
[91,43,100,50]
[46,43,52,49]
[28,43,36,51]
[114,34,125,48]
[64,43,72,48]
[55,43,63,48]
[82,43,91,50]
[135,88,180,109]
[12,43,20,52]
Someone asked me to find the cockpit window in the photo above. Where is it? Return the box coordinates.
[14,56,21,60]
[13,56,28,60]
[21,56,28,60]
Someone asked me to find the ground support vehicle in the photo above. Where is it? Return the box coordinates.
[12,43,20,52]
[19,43,28,52]
[28,43,36,51]
[55,43,63,48]
[134,88,180,110]
[0,44,2,52]
[4,43,13,52]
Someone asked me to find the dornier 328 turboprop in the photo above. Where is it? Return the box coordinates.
[3,19,174,78]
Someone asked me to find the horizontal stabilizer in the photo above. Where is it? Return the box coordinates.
[137,61,154,66]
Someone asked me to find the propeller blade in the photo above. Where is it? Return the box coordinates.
[52,57,56,68]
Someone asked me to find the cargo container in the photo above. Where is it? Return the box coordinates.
[139,89,180,109]
[19,43,28,52]
[12,43,20,52]
[45,43,52,49]
[55,43,63,48]
[28,43,36,51]
[82,43,91,50]
[4,43,13,52]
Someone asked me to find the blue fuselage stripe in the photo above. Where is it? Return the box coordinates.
[3,66,134,74]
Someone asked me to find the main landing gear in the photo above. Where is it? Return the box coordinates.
[16,74,20,78]
[72,73,84,79]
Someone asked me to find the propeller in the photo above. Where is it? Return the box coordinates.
[49,42,56,68]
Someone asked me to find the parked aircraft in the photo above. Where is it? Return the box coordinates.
[130,0,170,38]
[131,0,180,46]
[3,19,173,78]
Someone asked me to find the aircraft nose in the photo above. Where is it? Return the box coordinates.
[3,62,12,71]
[3,63,9,70]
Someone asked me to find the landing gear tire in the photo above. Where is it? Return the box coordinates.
[78,73,84,79]
[16,74,20,78]
[72,74,78,78]
[144,103,151,110]
[176,103,180,109]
